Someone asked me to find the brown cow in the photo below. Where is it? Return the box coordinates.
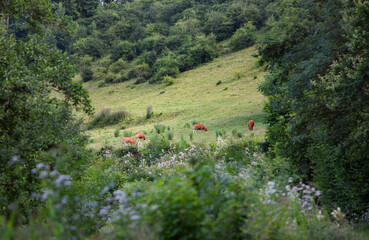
[122,137,137,145]
[248,120,254,131]
[193,124,208,133]
[135,132,146,140]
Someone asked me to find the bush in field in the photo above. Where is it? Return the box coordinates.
[114,128,120,137]
[229,22,256,52]
[150,55,179,83]
[81,67,94,82]
[162,75,174,86]
[88,108,128,129]
[233,70,243,79]
[146,105,153,119]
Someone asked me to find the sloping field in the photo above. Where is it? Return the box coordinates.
[83,46,266,149]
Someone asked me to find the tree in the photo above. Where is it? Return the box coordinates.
[76,0,100,18]
[229,22,256,52]
[259,0,369,216]
[0,0,92,219]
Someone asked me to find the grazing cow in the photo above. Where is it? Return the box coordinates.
[193,124,208,133]
[122,137,137,145]
[135,132,146,140]
[248,120,254,131]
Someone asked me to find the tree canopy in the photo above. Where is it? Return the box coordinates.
[0,0,92,217]
[259,0,369,216]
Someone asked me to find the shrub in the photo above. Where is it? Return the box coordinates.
[146,105,153,119]
[233,70,243,79]
[162,75,174,86]
[229,22,256,52]
[81,67,94,82]
[150,55,179,83]
[114,128,120,137]
[87,108,128,129]
[126,64,151,81]
[103,74,115,84]
[81,37,105,59]
[116,74,129,83]
[109,59,126,73]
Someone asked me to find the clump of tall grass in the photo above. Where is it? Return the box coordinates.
[154,124,166,134]
[216,130,227,138]
[88,108,128,129]
[189,132,193,141]
[146,105,153,119]
[232,129,242,138]
[166,131,174,141]
[123,131,132,137]
[114,128,120,137]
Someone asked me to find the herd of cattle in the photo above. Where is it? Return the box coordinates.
[122,120,255,145]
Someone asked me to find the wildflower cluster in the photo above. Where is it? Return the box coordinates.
[261,178,322,213]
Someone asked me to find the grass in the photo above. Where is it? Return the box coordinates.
[82,46,266,149]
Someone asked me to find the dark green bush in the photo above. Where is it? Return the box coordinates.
[81,67,94,82]
[81,37,105,59]
[109,59,126,73]
[229,22,256,52]
[150,55,179,83]
[103,74,115,84]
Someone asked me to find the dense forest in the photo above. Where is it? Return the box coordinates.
[1,0,369,239]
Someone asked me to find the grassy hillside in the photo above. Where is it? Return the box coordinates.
[83,46,266,149]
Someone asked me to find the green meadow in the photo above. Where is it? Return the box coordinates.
[84,46,266,150]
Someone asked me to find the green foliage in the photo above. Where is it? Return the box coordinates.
[81,66,94,82]
[259,0,369,216]
[103,73,115,84]
[0,2,92,217]
[69,0,274,85]
[123,131,132,137]
[154,124,166,134]
[111,40,136,62]
[162,75,174,86]
[87,108,128,129]
[114,128,120,137]
[108,59,126,73]
[233,70,243,79]
[150,54,179,83]
[166,131,174,141]
[78,37,105,59]
[76,0,99,18]
[229,22,256,52]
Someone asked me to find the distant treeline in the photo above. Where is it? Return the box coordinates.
[11,0,275,84]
